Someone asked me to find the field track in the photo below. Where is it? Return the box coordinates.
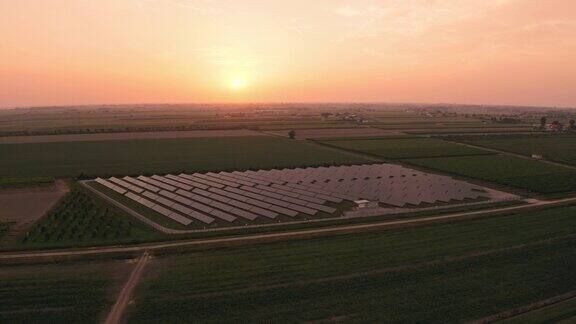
[0,129,263,144]
[105,251,150,324]
[1,195,575,261]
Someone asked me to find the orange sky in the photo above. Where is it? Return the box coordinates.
[1,0,576,107]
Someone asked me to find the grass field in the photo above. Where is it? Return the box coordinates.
[502,297,576,323]
[127,205,576,323]
[457,135,576,166]
[0,136,369,179]
[0,260,129,323]
[17,187,161,248]
[319,137,493,159]
[404,154,576,194]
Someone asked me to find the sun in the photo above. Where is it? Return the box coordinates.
[229,75,249,91]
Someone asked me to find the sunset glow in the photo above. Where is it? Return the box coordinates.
[1,0,576,107]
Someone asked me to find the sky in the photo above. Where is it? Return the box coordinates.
[1,0,575,107]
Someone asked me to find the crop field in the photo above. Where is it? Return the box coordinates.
[320,137,493,159]
[454,135,576,166]
[0,260,130,323]
[404,154,576,194]
[0,181,68,228]
[0,136,368,179]
[17,187,160,248]
[127,205,576,323]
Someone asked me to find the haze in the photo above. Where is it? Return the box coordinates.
[1,0,576,107]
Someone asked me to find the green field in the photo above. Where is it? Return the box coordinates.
[0,136,369,179]
[127,206,576,323]
[502,296,576,323]
[404,154,576,194]
[18,187,161,248]
[320,137,493,159]
[0,260,127,323]
[458,135,576,166]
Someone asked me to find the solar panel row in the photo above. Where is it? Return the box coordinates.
[241,186,317,215]
[213,187,299,217]
[142,191,215,224]
[165,174,210,190]
[151,175,193,191]
[123,176,160,193]
[193,188,278,219]
[161,190,237,222]
[178,189,258,220]
[108,177,144,193]
[223,187,299,216]
[125,192,192,225]
[179,174,225,189]
[137,176,177,192]
[95,178,127,194]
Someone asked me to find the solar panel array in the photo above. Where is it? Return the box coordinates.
[93,163,489,228]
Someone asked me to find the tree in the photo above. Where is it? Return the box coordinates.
[288,130,296,140]
[569,119,576,131]
[539,116,547,130]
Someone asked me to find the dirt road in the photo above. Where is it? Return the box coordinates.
[105,251,150,324]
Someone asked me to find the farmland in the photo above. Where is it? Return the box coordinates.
[17,187,161,248]
[0,136,369,179]
[126,205,576,323]
[319,137,493,159]
[451,135,576,166]
[404,154,576,194]
[0,181,68,227]
[0,260,130,323]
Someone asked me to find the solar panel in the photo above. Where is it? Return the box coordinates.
[151,175,193,191]
[137,176,177,191]
[95,178,127,194]
[166,174,210,190]
[124,191,193,225]
[123,176,161,193]
[179,174,225,188]
[108,177,144,193]
[164,190,236,222]
[143,190,214,224]
[187,189,259,220]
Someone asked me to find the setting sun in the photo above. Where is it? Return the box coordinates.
[229,76,249,91]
